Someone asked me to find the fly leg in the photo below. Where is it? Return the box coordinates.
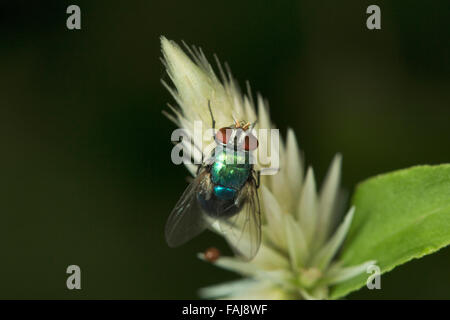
[207,100,218,160]
[208,100,216,133]
[253,170,261,189]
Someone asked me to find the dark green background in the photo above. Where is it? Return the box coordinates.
[1,0,449,299]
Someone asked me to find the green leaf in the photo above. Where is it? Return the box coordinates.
[331,164,450,299]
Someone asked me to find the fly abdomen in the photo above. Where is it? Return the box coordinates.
[197,150,251,219]
[197,191,242,219]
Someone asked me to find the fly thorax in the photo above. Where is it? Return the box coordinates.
[210,149,252,191]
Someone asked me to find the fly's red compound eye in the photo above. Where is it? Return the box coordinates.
[216,127,232,144]
[244,134,259,151]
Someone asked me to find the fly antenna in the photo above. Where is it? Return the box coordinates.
[242,122,250,131]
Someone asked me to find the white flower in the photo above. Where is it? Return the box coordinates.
[160,36,374,300]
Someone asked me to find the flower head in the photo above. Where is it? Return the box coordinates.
[161,36,374,299]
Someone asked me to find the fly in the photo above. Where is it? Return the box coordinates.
[165,102,261,260]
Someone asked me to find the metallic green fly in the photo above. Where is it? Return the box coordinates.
[165,103,261,260]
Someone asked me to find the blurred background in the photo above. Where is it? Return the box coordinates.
[0,0,449,299]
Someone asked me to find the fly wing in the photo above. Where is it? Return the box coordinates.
[219,177,261,261]
[165,168,211,247]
